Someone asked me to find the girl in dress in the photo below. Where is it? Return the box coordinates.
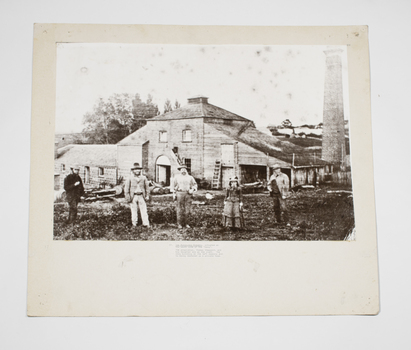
[222,176,244,230]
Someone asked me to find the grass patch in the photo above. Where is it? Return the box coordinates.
[54,186,354,241]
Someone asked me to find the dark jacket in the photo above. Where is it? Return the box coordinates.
[64,173,85,200]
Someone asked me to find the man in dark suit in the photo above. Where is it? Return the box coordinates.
[64,164,85,224]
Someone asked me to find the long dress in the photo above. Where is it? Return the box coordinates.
[222,187,244,228]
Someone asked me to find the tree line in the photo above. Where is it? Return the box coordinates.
[78,93,181,144]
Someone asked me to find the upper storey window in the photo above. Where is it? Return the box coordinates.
[182,129,192,142]
[159,131,167,142]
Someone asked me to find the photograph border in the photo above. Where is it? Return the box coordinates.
[28,24,378,316]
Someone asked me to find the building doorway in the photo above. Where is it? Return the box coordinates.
[142,141,149,173]
[221,167,235,189]
[281,168,292,187]
[221,144,235,166]
[240,165,267,184]
[84,166,90,184]
[54,174,60,190]
[156,155,171,186]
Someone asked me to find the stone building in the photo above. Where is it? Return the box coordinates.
[117,96,328,189]
[54,144,118,190]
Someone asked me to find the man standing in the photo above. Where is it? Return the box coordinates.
[64,164,85,224]
[267,164,290,224]
[172,165,197,229]
[124,163,150,228]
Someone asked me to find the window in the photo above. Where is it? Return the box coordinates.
[98,167,104,177]
[184,158,192,174]
[159,131,167,142]
[61,164,65,172]
[182,129,192,142]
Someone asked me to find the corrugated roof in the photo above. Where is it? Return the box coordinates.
[56,145,117,167]
[150,100,252,122]
[208,123,329,167]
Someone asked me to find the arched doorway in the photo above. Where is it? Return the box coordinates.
[156,155,171,186]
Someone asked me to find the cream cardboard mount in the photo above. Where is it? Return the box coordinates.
[28,24,379,316]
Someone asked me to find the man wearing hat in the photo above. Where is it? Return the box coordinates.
[63,164,85,224]
[172,164,198,228]
[124,163,150,228]
[267,164,290,224]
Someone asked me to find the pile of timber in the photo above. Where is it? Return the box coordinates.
[291,184,316,192]
[149,181,171,195]
[83,185,123,201]
[240,181,265,193]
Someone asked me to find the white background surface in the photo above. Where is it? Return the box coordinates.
[1,0,410,349]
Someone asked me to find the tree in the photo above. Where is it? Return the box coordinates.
[174,100,181,110]
[281,119,293,128]
[163,99,173,113]
[131,93,159,130]
[82,98,112,144]
[82,93,159,144]
[71,133,89,144]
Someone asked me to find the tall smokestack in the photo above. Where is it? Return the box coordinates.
[321,49,346,170]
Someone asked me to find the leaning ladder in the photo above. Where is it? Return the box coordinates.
[212,160,222,189]
[171,148,183,166]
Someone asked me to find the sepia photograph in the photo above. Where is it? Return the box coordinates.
[54,43,354,241]
[27,24,379,317]
[3,0,409,344]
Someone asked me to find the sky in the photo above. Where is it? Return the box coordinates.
[55,43,349,133]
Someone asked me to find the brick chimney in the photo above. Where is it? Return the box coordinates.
[321,49,346,170]
[187,96,209,104]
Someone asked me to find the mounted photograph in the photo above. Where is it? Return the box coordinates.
[28,24,378,316]
[53,43,354,241]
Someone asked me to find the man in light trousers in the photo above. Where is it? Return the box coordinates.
[267,164,290,225]
[124,163,150,228]
[172,165,198,229]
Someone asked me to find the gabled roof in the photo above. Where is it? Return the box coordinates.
[116,125,148,145]
[56,144,117,167]
[116,96,328,167]
[208,123,329,167]
[150,97,252,123]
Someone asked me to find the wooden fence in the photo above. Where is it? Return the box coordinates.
[331,171,352,186]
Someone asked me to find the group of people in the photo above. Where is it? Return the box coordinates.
[63,162,290,230]
[222,164,290,230]
[123,161,199,229]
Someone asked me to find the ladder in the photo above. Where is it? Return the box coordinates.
[170,148,183,166]
[212,160,222,189]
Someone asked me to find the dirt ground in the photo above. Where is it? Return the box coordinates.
[53,185,355,241]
